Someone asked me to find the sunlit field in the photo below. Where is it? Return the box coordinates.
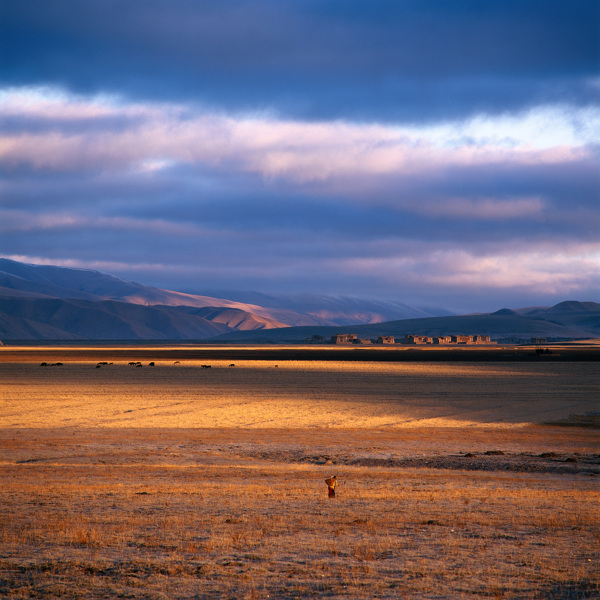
[2,351,599,429]
[1,346,598,599]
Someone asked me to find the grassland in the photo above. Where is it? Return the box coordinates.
[0,345,598,598]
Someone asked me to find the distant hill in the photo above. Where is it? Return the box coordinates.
[0,258,449,339]
[518,302,600,331]
[192,290,452,325]
[0,258,292,324]
[0,259,598,341]
[0,297,234,340]
[0,259,450,326]
[212,302,600,343]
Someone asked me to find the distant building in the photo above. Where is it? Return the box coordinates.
[450,335,473,344]
[378,333,495,346]
[331,333,357,344]
[402,335,432,345]
[353,338,372,345]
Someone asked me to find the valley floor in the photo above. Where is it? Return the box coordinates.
[0,347,598,599]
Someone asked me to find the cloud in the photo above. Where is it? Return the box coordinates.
[5,237,598,313]
[331,241,600,306]
[3,254,176,276]
[0,210,213,237]
[0,2,598,313]
[1,88,597,260]
[1,88,596,183]
[1,1,598,123]
[1,90,597,241]
[414,197,546,220]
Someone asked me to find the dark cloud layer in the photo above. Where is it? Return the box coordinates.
[2,0,598,121]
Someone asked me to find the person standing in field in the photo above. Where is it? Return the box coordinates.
[325,475,337,498]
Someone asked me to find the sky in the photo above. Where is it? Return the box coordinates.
[1,0,599,313]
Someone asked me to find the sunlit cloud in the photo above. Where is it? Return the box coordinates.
[1,88,598,311]
[1,86,596,188]
[0,85,171,120]
[0,211,82,232]
[2,254,182,275]
[1,1,598,317]
[414,197,546,220]
[402,105,600,150]
[0,210,221,237]
[338,243,600,296]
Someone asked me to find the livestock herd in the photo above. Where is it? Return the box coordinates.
[38,361,237,369]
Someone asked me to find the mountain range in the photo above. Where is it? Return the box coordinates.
[0,258,598,341]
[212,302,600,343]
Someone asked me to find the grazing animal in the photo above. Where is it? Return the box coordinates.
[148,362,155,367]
[128,362,136,366]
[201,364,211,369]
[96,364,102,368]
[136,363,142,368]
[174,361,180,364]
[40,362,48,367]
[229,364,235,367]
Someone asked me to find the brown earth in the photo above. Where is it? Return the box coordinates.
[0,346,598,599]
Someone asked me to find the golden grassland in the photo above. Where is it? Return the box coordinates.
[1,351,599,429]
[0,346,599,599]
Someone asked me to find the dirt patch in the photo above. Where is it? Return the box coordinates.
[241,449,600,475]
[545,412,600,428]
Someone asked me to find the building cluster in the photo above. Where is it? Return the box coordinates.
[328,333,493,345]
[401,334,492,345]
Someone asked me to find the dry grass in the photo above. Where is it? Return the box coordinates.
[1,356,598,429]
[1,443,598,599]
[0,348,598,598]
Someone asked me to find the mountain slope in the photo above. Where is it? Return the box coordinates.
[0,258,268,308]
[0,259,291,330]
[194,290,452,325]
[521,302,600,331]
[212,302,600,342]
[0,259,447,327]
[1,259,597,342]
[172,306,290,331]
[0,297,233,340]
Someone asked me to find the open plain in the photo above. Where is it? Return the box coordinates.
[0,345,599,599]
